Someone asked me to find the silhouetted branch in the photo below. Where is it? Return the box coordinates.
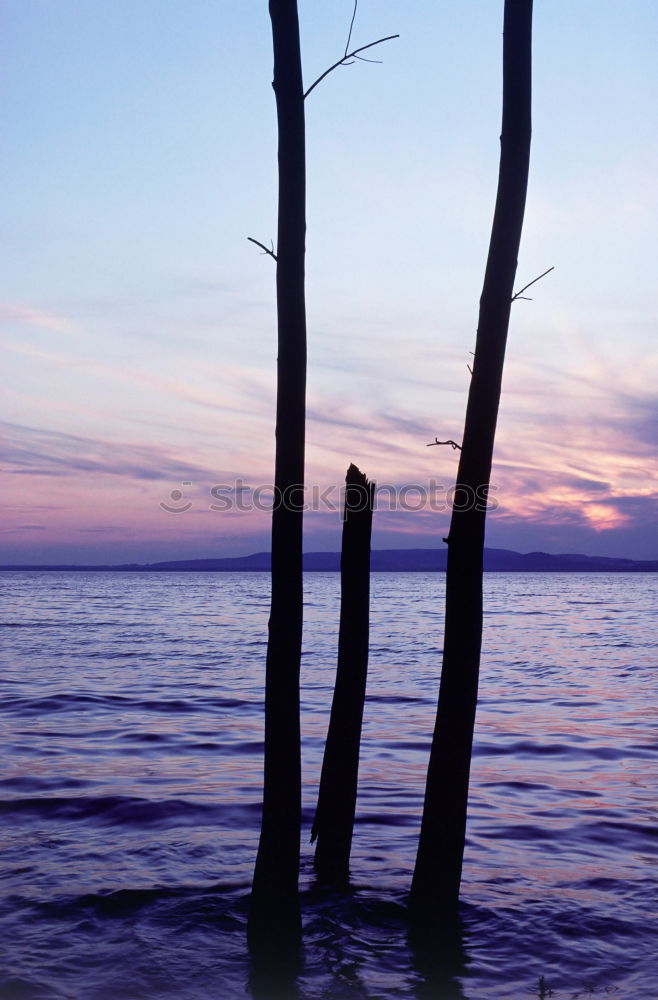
[512,265,554,301]
[304,35,399,99]
[344,0,358,57]
[427,438,462,451]
[248,237,278,262]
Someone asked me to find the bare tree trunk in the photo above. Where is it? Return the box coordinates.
[311,464,374,883]
[409,0,533,919]
[248,0,306,949]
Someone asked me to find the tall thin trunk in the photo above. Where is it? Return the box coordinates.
[409,0,533,918]
[248,0,306,948]
[311,464,374,883]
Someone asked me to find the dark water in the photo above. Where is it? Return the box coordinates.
[0,571,656,999]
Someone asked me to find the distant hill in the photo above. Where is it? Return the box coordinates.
[2,548,658,572]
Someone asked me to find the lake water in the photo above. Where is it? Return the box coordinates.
[0,571,656,1000]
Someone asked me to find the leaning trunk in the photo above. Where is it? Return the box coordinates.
[311,464,375,883]
[410,0,533,917]
[248,0,307,948]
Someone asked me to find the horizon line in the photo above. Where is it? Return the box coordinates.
[2,545,658,572]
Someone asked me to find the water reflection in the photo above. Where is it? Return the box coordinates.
[247,889,303,1000]
[409,911,468,1000]
[248,950,302,1000]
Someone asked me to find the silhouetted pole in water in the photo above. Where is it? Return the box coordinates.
[248,0,307,951]
[311,464,375,883]
[409,0,533,919]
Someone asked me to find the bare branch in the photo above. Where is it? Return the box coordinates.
[247,236,277,262]
[427,438,462,451]
[512,265,554,302]
[304,35,399,100]
[344,0,358,57]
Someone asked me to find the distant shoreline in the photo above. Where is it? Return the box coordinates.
[2,548,657,573]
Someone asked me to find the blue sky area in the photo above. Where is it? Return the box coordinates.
[2,1,657,563]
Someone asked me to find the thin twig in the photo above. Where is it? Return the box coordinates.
[344,0,358,57]
[427,438,462,451]
[247,237,277,262]
[512,265,554,302]
[304,35,399,99]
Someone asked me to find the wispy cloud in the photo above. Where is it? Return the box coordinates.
[1,420,226,483]
[0,302,79,336]
[0,523,46,533]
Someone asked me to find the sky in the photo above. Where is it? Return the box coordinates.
[2,0,657,565]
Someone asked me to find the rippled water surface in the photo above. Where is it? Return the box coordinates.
[0,571,656,999]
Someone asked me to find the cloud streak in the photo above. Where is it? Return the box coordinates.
[0,301,80,336]
[2,420,226,483]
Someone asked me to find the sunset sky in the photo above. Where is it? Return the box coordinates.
[2,0,657,564]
